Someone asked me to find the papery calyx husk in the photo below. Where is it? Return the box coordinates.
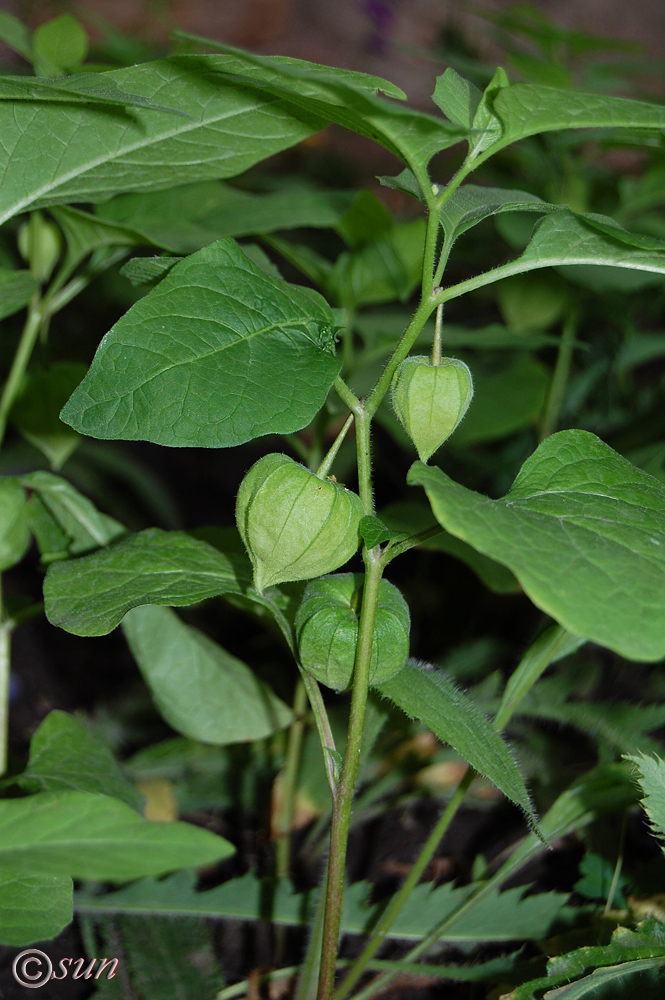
[236,454,364,593]
[295,572,410,691]
[391,355,473,462]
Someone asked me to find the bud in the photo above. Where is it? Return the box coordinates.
[236,454,363,593]
[296,573,410,691]
[18,212,61,284]
[391,356,473,462]
[0,481,31,571]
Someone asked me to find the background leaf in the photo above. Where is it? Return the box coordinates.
[0,868,72,946]
[16,710,144,811]
[122,605,292,744]
[410,430,665,661]
[61,239,341,448]
[0,790,234,880]
[44,528,259,636]
[0,269,38,321]
[10,363,86,469]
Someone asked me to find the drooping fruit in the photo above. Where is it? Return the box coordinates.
[391,355,473,462]
[295,572,410,691]
[236,454,363,593]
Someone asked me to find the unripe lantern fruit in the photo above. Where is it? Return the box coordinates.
[391,355,473,462]
[236,454,364,593]
[296,573,410,691]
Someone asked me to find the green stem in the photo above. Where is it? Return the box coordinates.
[604,811,627,915]
[431,303,443,367]
[0,579,9,777]
[301,671,338,800]
[275,679,309,879]
[317,556,384,1000]
[0,293,43,450]
[539,312,578,442]
[316,414,354,480]
[334,376,362,417]
[296,866,330,1000]
[365,295,437,420]
[355,409,374,516]
[334,767,475,1000]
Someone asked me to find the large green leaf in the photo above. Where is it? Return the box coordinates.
[0,790,234,879]
[61,239,340,447]
[97,181,355,254]
[175,35,463,169]
[0,867,72,946]
[0,56,326,226]
[122,605,292,743]
[376,662,538,830]
[76,869,567,943]
[16,710,143,811]
[44,528,258,636]
[409,430,665,661]
[494,84,665,150]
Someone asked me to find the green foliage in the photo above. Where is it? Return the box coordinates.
[2,13,665,997]
[410,430,665,660]
[62,239,340,448]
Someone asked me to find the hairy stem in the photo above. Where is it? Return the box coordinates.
[431,303,443,367]
[334,768,475,1000]
[317,556,383,1000]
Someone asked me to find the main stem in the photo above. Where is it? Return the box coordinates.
[317,554,383,1000]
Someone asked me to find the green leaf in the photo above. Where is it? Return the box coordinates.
[174,34,464,168]
[21,470,125,556]
[378,168,424,203]
[122,605,292,744]
[43,528,260,637]
[0,12,32,60]
[77,868,567,942]
[494,84,665,151]
[359,515,404,549]
[0,268,38,321]
[574,852,628,906]
[16,710,144,812]
[496,273,569,332]
[0,56,326,226]
[432,68,482,129]
[61,239,340,448]
[50,206,145,280]
[330,219,425,308]
[452,354,549,445]
[33,15,88,77]
[626,753,665,850]
[10,363,87,469]
[0,790,234,880]
[442,210,665,305]
[98,181,355,255]
[115,915,222,1000]
[468,67,510,160]
[439,184,552,243]
[0,480,31,571]
[376,662,538,831]
[334,189,393,249]
[381,502,519,594]
[0,867,72,946]
[410,430,665,661]
[510,921,665,999]
[119,256,182,286]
